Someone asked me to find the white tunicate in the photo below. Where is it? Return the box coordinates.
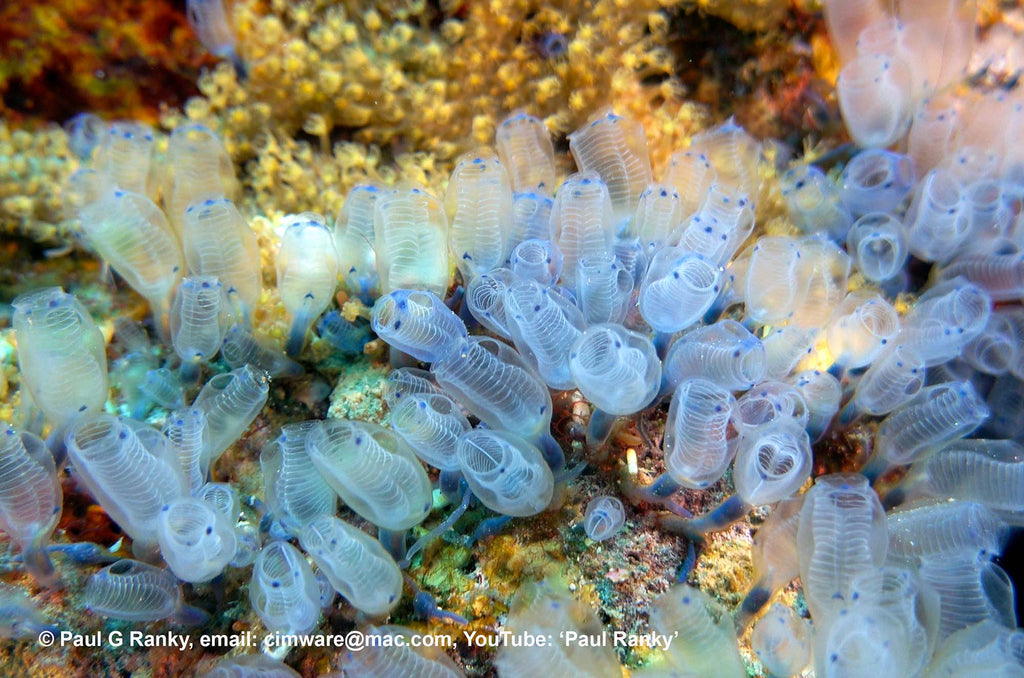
[505,278,586,390]
[306,419,432,531]
[788,369,840,439]
[509,192,555,245]
[157,497,236,583]
[886,500,1008,564]
[632,183,682,249]
[494,587,620,678]
[663,150,718,217]
[846,212,908,282]
[275,212,338,357]
[260,421,336,536]
[664,379,736,489]
[780,164,853,240]
[455,429,554,517]
[907,99,958,174]
[465,268,516,339]
[853,343,925,416]
[496,111,556,195]
[186,0,237,60]
[94,121,157,197]
[79,189,184,329]
[85,559,201,624]
[734,381,809,434]
[192,364,270,466]
[688,117,762,201]
[382,367,444,410]
[939,252,1024,304]
[170,276,227,381]
[961,313,1019,375]
[661,320,765,394]
[371,289,467,364]
[583,496,625,542]
[182,196,262,320]
[65,414,188,556]
[569,324,661,415]
[220,324,302,378]
[389,393,470,473]
[164,407,209,494]
[432,335,554,443]
[639,247,720,333]
[164,124,237,235]
[742,236,805,323]
[918,553,1016,640]
[341,625,466,678]
[837,53,913,148]
[874,380,989,469]
[750,604,811,677]
[568,108,652,229]
[839,148,917,216]
[551,172,615,288]
[899,278,992,367]
[575,253,632,325]
[796,473,887,621]
[249,541,320,635]
[298,515,403,617]
[826,290,900,368]
[374,185,450,298]
[510,239,562,286]
[12,287,109,431]
[647,584,745,677]
[333,183,383,301]
[906,169,971,262]
[733,417,812,506]
[445,151,514,280]
[0,424,61,586]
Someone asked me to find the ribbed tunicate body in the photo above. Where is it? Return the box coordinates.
[94,121,157,197]
[163,406,209,493]
[374,185,449,297]
[138,367,183,410]
[170,276,226,376]
[663,149,717,217]
[390,393,470,472]
[249,541,320,635]
[677,183,754,266]
[648,584,746,677]
[504,279,586,390]
[371,289,467,363]
[874,380,988,467]
[333,183,383,300]
[455,429,554,517]
[918,553,1017,639]
[432,337,553,442]
[886,500,1007,564]
[551,172,615,288]
[583,496,625,542]
[164,123,237,234]
[837,53,913,148]
[192,364,270,464]
[839,148,917,216]
[567,108,652,228]
[79,189,184,321]
[182,197,262,318]
[342,626,467,677]
[733,417,812,505]
[200,654,301,678]
[939,253,1024,303]
[781,164,853,240]
[750,603,811,678]
[465,269,516,339]
[382,367,444,410]
[220,324,302,378]
[0,424,61,585]
[639,247,720,333]
[901,439,1024,523]
[12,287,109,430]
[568,324,660,415]
[734,381,809,433]
[632,183,682,250]
[510,238,561,286]
[826,291,900,368]
[157,497,237,583]
[662,320,765,394]
[494,587,620,678]
[496,111,556,195]
[575,253,632,325]
[846,212,909,282]
[65,414,188,553]
[853,343,926,415]
[298,514,403,617]
[445,152,513,280]
[906,169,971,262]
[509,192,554,244]
[275,212,338,355]
[84,559,182,622]
[261,421,336,535]
[797,473,887,620]
[306,419,431,531]
[663,378,736,489]
[742,236,805,323]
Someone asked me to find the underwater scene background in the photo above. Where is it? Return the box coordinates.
[1,0,1024,676]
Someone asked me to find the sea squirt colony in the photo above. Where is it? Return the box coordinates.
[2,0,1024,675]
